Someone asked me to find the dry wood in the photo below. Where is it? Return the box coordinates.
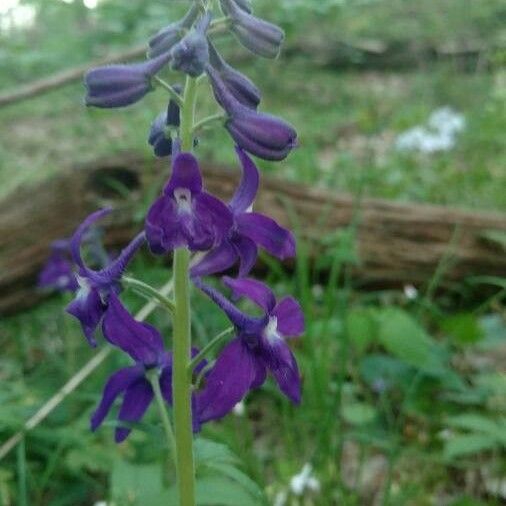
[1,153,505,315]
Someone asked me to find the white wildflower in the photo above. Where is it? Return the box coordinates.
[403,284,418,300]
[395,106,465,154]
[232,400,246,416]
[289,463,321,496]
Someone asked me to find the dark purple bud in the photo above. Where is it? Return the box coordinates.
[220,0,284,59]
[148,84,182,158]
[207,66,297,161]
[148,3,200,58]
[170,12,211,77]
[220,0,252,13]
[84,52,171,109]
[208,42,260,109]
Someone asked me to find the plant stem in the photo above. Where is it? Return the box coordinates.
[192,113,226,133]
[154,77,184,106]
[148,371,177,464]
[172,248,195,506]
[180,76,197,152]
[172,74,197,506]
[17,437,28,506]
[123,276,175,313]
[187,326,234,374]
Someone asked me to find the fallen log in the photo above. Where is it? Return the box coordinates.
[1,153,505,315]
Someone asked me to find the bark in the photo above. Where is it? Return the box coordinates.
[1,153,505,314]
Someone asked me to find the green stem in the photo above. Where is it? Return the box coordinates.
[17,437,28,506]
[180,76,197,152]
[192,113,226,133]
[154,77,184,106]
[122,276,175,313]
[148,371,177,464]
[172,248,195,506]
[188,326,234,374]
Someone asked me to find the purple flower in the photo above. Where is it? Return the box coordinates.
[148,85,182,157]
[220,0,284,59]
[207,42,260,109]
[170,12,211,77]
[195,277,304,422]
[84,52,171,109]
[91,293,206,442]
[145,151,233,254]
[148,4,200,58]
[66,209,145,346]
[191,147,295,277]
[207,66,297,161]
[38,240,78,293]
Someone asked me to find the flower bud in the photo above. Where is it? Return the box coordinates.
[84,52,171,109]
[207,66,297,161]
[208,42,260,109]
[221,0,252,13]
[148,3,200,58]
[220,0,284,58]
[170,12,211,77]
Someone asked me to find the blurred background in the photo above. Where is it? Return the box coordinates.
[0,0,505,505]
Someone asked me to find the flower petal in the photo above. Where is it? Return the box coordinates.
[66,286,106,347]
[70,208,112,272]
[222,276,276,312]
[273,297,304,338]
[164,152,203,195]
[197,338,257,422]
[190,240,237,277]
[103,292,164,365]
[229,147,259,213]
[90,365,143,432]
[236,212,295,259]
[192,193,233,248]
[261,339,301,404]
[115,378,154,443]
[233,234,258,277]
[145,195,186,253]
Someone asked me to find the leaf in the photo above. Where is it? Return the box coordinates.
[346,308,376,352]
[444,433,498,460]
[446,414,506,444]
[359,353,413,390]
[111,460,171,506]
[342,402,377,426]
[195,476,263,506]
[194,438,239,468]
[441,313,484,345]
[377,308,445,375]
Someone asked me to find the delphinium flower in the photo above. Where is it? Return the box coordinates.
[38,239,78,293]
[194,276,304,422]
[66,208,145,346]
[191,146,295,277]
[91,292,208,442]
[145,148,233,254]
[74,1,303,502]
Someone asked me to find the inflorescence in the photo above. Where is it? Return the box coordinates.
[40,0,303,443]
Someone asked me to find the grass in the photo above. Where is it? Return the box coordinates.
[1,59,505,211]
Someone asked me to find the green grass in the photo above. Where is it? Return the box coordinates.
[1,60,505,211]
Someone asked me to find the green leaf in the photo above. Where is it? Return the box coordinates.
[342,401,377,426]
[346,308,376,352]
[194,438,240,468]
[111,460,171,506]
[446,414,506,444]
[377,308,445,375]
[444,433,498,460]
[441,313,483,345]
[195,476,263,506]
